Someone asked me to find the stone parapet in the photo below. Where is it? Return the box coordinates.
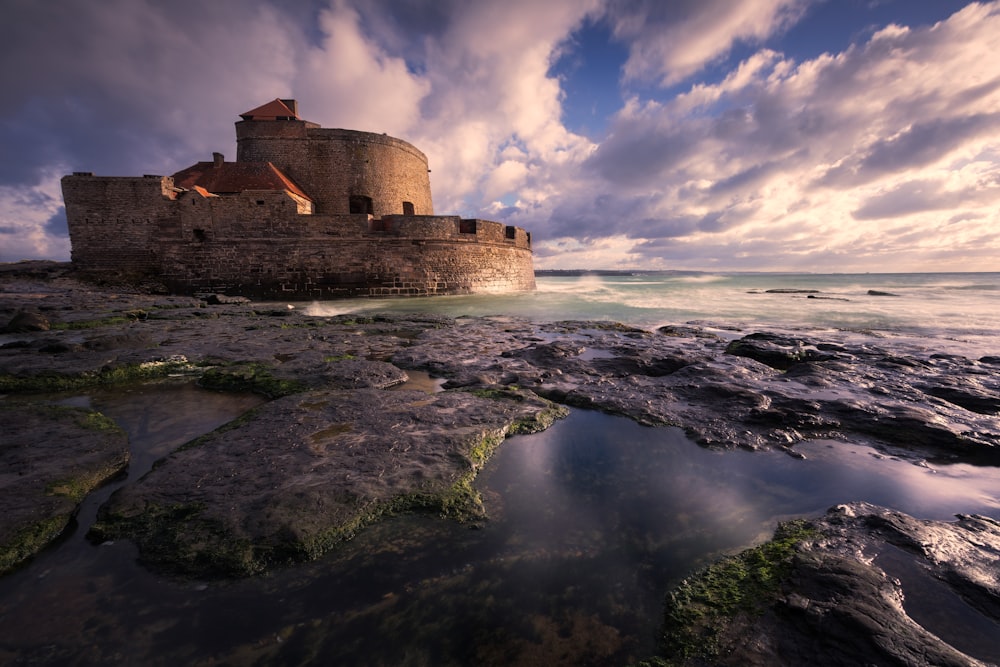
[61,174,177,274]
[61,100,535,298]
[157,235,535,299]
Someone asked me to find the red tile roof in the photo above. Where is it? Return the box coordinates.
[191,185,216,198]
[172,161,311,200]
[240,99,299,121]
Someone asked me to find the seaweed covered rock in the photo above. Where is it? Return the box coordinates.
[0,403,128,575]
[654,502,1000,666]
[90,387,567,578]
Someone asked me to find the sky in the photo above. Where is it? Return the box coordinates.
[1,0,998,272]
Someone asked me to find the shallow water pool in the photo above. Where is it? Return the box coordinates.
[1,393,998,665]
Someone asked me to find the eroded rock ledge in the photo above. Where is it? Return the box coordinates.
[653,502,1000,666]
[0,403,128,575]
[89,387,565,577]
[2,266,999,661]
[2,268,999,586]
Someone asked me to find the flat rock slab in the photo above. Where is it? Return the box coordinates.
[0,403,128,574]
[4,268,1000,591]
[663,502,1000,666]
[5,269,998,468]
[91,387,566,577]
[396,319,1000,462]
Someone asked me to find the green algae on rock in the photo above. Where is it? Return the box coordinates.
[0,403,129,575]
[90,387,568,578]
[648,504,1000,666]
[197,362,308,398]
[0,357,196,394]
[657,520,819,663]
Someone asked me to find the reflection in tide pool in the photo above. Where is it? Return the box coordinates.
[0,402,998,665]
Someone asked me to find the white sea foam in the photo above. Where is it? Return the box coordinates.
[304,272,1000,356]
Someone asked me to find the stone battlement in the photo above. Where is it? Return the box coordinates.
[62,99,535,299]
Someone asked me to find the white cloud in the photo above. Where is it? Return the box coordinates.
[294,1,430,136]
[481,160,530,201]
[604,0,809,85]
[534,0,1000,271]
[0,169,70,262]
[404,0,600,214]
[2,0,999,273]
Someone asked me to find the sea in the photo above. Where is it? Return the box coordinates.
[307,271,1000,358]
[2,271,999,665]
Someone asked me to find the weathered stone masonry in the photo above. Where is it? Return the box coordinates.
[62,99,535,299]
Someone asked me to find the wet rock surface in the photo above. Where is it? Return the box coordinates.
[659,502,1000,666]
[91,387,565,577]
[2,264,999,662]
[4,267,997,472]
[395,318,1000,462]
[0,402,128,574]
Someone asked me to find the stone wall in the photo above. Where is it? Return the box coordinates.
[236,122,433,217]
[63,173,534,300]
[61,174,177,274]
[156,212,535,299]
[168,189,329,243]
[63,109,535,299]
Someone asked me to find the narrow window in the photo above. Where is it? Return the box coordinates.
[505,225,516,240]
[402,201,415,215]
[349,195,373,215]
[193,229,207,242]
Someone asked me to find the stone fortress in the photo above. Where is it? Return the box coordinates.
[61,99,535,299]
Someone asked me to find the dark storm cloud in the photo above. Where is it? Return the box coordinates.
[696,204,761,233]
[546,186,736,243]
[851,179,959,220]
[819,113,1000,189]
[583,121,700,187]
[0,0,300,187]
[44,208,69,238]
[347,0,456,55]
[707,151,808,197]
[546,192,651,239]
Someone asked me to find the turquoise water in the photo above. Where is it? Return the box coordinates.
[307,272,1000,356]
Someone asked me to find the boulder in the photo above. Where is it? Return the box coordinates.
[2,310,50,333]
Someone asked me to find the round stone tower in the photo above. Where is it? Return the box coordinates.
[235,99,433,217]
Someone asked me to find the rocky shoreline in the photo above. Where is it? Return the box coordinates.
[651,502,1000,666]
[2,261,999,665]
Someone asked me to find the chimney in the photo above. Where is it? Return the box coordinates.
[280,99,298,117]
[213,152,224,168]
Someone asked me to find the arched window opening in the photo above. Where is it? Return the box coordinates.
[402,201,415,215]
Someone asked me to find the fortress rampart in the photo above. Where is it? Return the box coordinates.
[62,99,535,299]
[157,214,534,299]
